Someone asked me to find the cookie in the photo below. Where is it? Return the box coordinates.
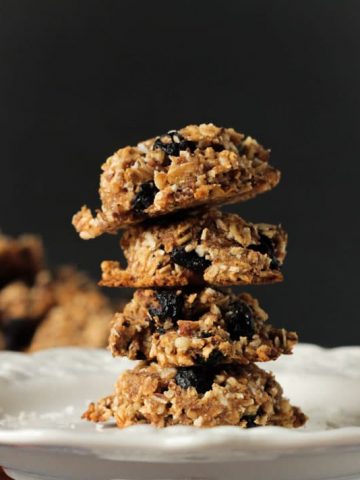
[28,267,115,351]
[0,233,44,288]
[83,361,306,428]
[0,262,115,351]
[73,124,280,238]
[0,271,55,350]
[100,208,287,288]
[0,233,51,350]
[109,288,297,367]
[29,280,113,351]
[0,271,54,321]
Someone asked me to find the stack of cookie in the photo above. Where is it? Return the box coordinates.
[74,123,306,428]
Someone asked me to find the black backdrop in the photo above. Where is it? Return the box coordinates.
[0,1,359,346]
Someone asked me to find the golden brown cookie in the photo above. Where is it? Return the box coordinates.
[109,288,297,367]
[101,208,287,288]
[0,270,54,350]
[0,262,115,351]
[83,361,306,428]
[28,267,117,351]
[0,233,53,350]
[73,124,280,238]
[28,282,113,351]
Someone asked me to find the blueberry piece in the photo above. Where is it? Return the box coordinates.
[153,130,196,157]
[200,331,212,338]
[175,367,214,394]
[148,290,184,322]
[170,247,211,273]
[211,143,225,152]
[132,181,159,214]
[153,137,178,156]
[195,349,225,366]
[148,318,156,334]
[224,301,255,340]
[243,415,259,428]
[148,320,166,335]
[2,318,38,351]
[135,351,147,360]
[205,349,225,365]
[248,233,280,269]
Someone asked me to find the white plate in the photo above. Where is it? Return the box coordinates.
[0,344,360,480]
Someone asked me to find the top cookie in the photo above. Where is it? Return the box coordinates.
[73,124,280,238]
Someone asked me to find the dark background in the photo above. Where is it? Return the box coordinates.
[0,0,359,346]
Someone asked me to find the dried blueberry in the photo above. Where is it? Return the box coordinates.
[224,301,255,340]
[135,351,147,360]
[148,290,184,322]
[148,318,167,335]
[248,233,280,269]
[211,143,225,152]
[195,349,225,366]
[170,247,211,273]
[156,326,166,335]
[200,331,212,338]
[132,181,159,214]
[2,318,38,351]
[148,318,156,333]
[153,130,196,157]
[175,367,214,394]
[243,415,259,428]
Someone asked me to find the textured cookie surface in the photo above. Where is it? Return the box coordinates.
[83,362,306,428]
[73,124,280,238]
[101,208,287,288]
[109,288,297,367]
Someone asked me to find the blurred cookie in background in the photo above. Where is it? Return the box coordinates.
[0,232,50,350]
[0,269,54,350]
[0,232,121,352]
[29,268,114,352]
